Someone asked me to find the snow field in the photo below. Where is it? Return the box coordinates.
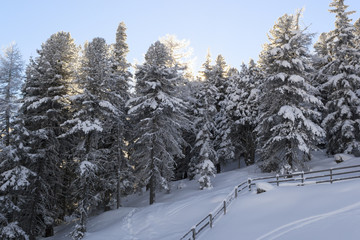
[205,181,360,240]
[46,151,360,240]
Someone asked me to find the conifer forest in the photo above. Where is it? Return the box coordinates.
[1,0,360,239]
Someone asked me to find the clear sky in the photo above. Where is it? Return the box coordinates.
[1,0,360,72]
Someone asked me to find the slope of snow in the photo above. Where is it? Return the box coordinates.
[206,181,360,240]
[46,151,360,240]
[46,163,259,240]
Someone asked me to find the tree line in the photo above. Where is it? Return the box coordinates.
[1,0,360,239]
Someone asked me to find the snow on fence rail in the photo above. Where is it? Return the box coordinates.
[179,164,360,240]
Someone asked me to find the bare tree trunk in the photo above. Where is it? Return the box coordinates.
[248,130,256,165]
[149,134,156,205]
[45,224,54,237]
[149,174,156,205]
[116,124,122,209]
[116,180,121,209]
[104,190,111,211]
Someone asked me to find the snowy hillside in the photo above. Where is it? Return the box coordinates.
[45,151,360,240]
[206,180,360,240]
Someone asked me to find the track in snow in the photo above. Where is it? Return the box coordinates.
[256,201,360,240]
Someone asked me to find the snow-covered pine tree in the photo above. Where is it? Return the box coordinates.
[222,67,241,167]
[354,18,360,49]
[0,43,23,146]
[70,160,98,240]
[127,41,189,204]
[187,52,224,187]
[210,55,232,169]
[186,81,202,180]
[61,37,115,239]
[0,118,33,240]
[319,0,360,155]
[227,60,261,167]
[188,82,217,189]
[355,18,360,33]
[313,32,333,107]
[211,55,229,113]
[312,32,334,149]
[313,32,332,64]
[109,22,134,209]
[172,82,196,180]
[113,22,132,96]
[0,46,27,238]
[20,32,78,239]
[256,11,325,172]
[0,155,31,240]
[160,35,196,179]
[192,52,223,173]
[201,50,213,80]
[216,100,235,169]
[159,34,195,79]
[0,47,27,238]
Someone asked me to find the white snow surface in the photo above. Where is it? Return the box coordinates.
[280,60,291,68]
[275,72,287,81]
[278,105,303,122]
[207,181,360,240]
[289,74,304,83]
[45,151,360,240]
[256,182,274,192]
[99,100,118,114]
[79,161,97,175]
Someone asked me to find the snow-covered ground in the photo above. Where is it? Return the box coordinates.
[206,179,360,240]
[46,151,360,240]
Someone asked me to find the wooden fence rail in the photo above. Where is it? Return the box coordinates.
[180,164,360,240]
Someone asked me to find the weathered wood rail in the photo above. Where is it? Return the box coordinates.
[180,164,360,240]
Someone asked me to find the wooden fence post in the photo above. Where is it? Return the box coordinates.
[223,200,227,215]
[248,178,252,191]
[209,213,213,228]
[330,168,333,184]
[235,187,238,198]
[301,171,304,184]
[276,174,279,186]
[192,227,196,240]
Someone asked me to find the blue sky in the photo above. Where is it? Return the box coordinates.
[1,0,360,72]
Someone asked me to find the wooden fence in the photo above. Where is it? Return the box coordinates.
[180,164,360,240]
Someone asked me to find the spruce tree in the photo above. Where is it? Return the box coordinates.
[0,43,23,146]
[61,37,113,239]
[256,11,325,172]
[0,118,33,240]
[111,22,133,209]
[212,55,232,170]
[226,61,261,167]
[198,53,230,172]
[160,35,196,178]
[211,55,229,113]
[159,34,195,79]
[313,32,333,108]
[319,0,360,154]
[188,82,217,189]
[0,45,27,238]
[127,41,189,204]
[354,18,360,48]
[20,32,78,239]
